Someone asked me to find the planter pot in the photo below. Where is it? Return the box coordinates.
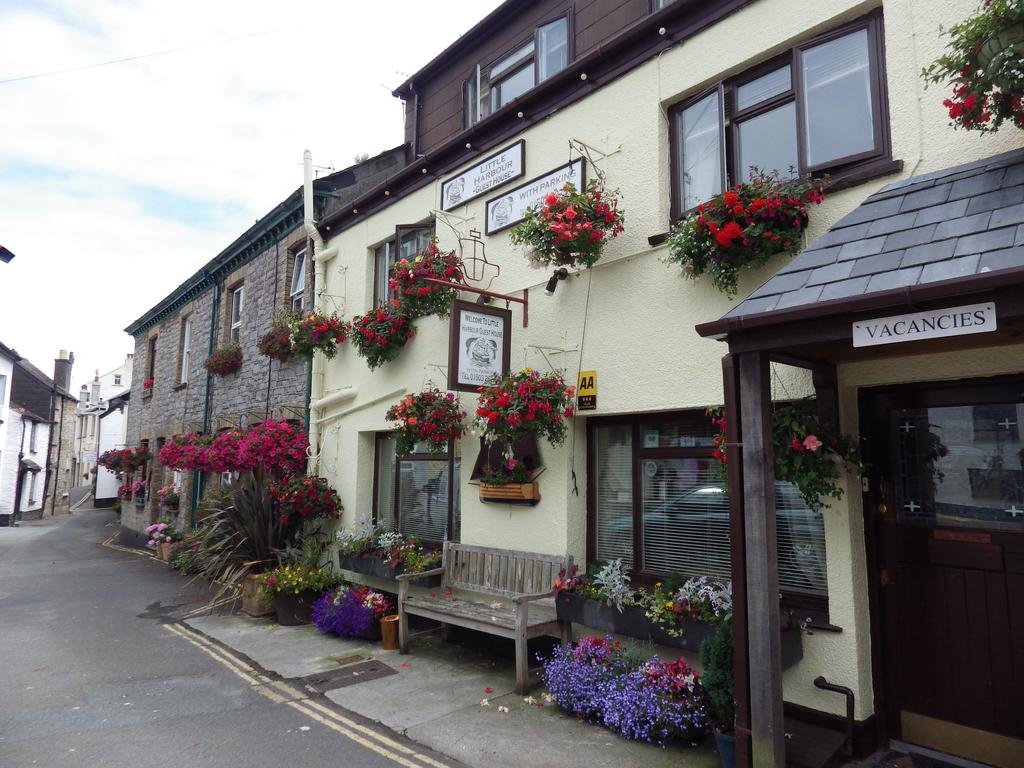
[479,482,541,506]
[713,731,737,768]
[556,592,803,668]
[156,541,172,561]
[978,22,1024,90]
[380,614,400,650]
[241,573,274,617]
[338,554,442,588]
[273,590,321,626]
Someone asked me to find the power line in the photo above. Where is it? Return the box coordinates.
[0,30,270,86]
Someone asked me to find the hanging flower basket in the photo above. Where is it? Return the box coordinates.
[510,178,624,269]
[666,171,826,298]
[349,306,416,370]
[389,241,465,319]
[257,312,296,362]
[156,484,180,510]
[288,311,350,361]
[268,475,342,526]
[203,341,243,376]
[385,389,466,456]
[473,368,576,450]
[923,0,1024,132]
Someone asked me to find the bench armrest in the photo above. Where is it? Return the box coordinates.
[513,590,555,604]
[396,567,446,582]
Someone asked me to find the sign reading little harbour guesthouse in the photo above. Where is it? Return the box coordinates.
[485,158,585,234]
[448,300,512,392]
[441,140,525,211]
[852,302,997,348]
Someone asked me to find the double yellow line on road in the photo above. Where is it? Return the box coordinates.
[163,622,452,768]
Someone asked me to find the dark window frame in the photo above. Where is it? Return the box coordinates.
[146,335,158,382]
[668,10,890,220]
[586,410,831,620]
[372,222,435,307]
[463,11,573,127]
[372,432,459,547]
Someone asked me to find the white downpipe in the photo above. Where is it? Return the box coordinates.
[311,386,357,413]
[303,150,339,474]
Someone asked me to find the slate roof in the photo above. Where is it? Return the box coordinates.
[723,148,1024,319]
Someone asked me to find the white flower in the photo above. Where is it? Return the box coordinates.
[480,698,490,707]
[497,706,509,714]
[523,696,537,706]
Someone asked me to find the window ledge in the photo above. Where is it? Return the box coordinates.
[142,389,153,400]
[173,382,188,392]
[821,157,904,194]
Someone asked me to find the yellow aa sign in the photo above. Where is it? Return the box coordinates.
[577,370,597,411]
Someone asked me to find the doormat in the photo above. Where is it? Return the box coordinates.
[296,660,397,693]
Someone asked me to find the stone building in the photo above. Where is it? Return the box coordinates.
[120,147,406,543]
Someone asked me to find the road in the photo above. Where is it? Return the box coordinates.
[0,509,455,768]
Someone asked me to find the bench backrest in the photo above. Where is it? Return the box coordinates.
[441,542,572,598]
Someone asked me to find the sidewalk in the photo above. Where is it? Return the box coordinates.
[187,614,721,768]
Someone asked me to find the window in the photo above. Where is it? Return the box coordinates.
[589,411,827,598]
[669,14,888,217]
[147,336,157,381]
[179,316,192,385]
[114,374,121,386]
[27,471,37,504]
[29,422,38,453]
[0,373,6,405]
[229,285,244,343]
[464,16,570,126]
[372,224,434,307]
[290,249,307,312]
[651,0,676,10]
[374,433,461,543]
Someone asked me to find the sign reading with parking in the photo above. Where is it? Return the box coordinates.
[577,370,597,411]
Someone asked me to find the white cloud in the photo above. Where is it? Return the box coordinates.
[0,0,502,387]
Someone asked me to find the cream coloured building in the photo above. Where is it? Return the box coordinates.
[309,1,1024,765]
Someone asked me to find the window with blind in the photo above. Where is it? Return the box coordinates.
[589,412,828,598]
[373,433,461,543]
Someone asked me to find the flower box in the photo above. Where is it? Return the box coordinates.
[556,592,802,669]
[478,481,540,506]
[338,554,442,588]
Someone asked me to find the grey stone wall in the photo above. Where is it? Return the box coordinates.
[122,146,406,537]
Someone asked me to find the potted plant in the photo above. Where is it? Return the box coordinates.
[130,479,147,507]
[479,457,542,505]
[510,178,625,269]
[156,484,180,511]
[258,311,297,362]
[288,311,350,361]
[146,520,183,561]
[666,171,827,297]
[701,621,736,767]
[312,584,394,640]
[472,368,575,502]
[203,341,243,376]
[385,389,466,456]
[336,528,442,586]
[260,563,339,626]
[348,306,416,370]
[142,378,154,396]
[923,0,1024,132]
[539,635,710,745]
[388,241,464,319]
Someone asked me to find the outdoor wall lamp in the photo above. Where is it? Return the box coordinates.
[544,268,569,296]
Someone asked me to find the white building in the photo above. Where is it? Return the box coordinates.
[73,354,132,484]
[0,343,16,525]
[96,391,130,506]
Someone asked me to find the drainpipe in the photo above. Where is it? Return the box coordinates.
[813,677,855,757]
[191,270,220,527]
[303,149,339,474]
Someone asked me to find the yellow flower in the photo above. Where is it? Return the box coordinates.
[665,601,673,609]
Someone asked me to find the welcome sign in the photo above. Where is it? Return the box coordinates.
[852,302,997,348]
[485,158,585,235]
[440,140,525,211]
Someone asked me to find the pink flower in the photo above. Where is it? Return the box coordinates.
[803,435,823,452]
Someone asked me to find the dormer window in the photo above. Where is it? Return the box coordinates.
[464,16,570,128]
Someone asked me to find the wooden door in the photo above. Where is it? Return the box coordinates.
[866,379,1024,768]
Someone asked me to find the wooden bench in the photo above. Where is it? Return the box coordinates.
[397,542,573,693]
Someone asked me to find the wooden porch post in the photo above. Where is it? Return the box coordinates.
[738,351,785,768]
[723,354,751,768]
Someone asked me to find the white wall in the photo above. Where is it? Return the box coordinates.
[316,0,1023,719]
[0,354,15,515]
[96,405,127,502]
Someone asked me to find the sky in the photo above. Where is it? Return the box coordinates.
[0,0,502,394]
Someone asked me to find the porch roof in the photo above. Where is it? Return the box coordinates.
[697,148,1024,339]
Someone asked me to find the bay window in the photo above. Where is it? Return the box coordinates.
[374,433,460,543]
[670,13,889,218]
[588,411,828,600]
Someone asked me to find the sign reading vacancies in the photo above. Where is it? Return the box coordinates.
[485,158,585,235]
[852,302,997,348]
[440,140,525,212]
[448,299,512,393]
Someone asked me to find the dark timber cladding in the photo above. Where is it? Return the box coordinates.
[398,0,648,154]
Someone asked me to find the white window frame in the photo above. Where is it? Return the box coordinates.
[229,286,244,343]
[29,422,38,453]
[290,249,307,312]
[180,316,192,385]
